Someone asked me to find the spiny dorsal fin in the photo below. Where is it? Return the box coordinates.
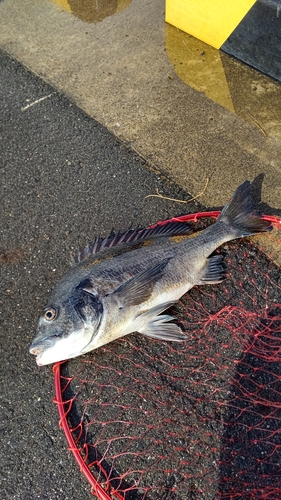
[71,220,192,266]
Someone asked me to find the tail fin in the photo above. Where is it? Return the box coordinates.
[218,181,272,237]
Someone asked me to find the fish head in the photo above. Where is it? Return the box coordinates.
[29,279,103,366]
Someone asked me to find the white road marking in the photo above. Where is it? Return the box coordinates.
[21,93,53,111]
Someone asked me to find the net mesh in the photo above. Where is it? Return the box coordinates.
[54,214,281,500]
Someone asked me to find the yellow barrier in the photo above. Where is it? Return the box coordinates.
[165,0,256,49]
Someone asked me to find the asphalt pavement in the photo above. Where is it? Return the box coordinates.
[0,49,203,500]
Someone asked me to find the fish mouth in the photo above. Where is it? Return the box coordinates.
[29,337,57,365]
[35,356,44,367]
[30,348,47,367]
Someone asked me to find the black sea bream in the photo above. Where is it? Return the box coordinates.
[30,181,271,365]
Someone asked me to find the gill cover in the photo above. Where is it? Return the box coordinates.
[73,278,103,325]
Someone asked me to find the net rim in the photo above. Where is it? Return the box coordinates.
[53,211,281,500]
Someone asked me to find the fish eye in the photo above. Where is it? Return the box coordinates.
[44,308,57,321]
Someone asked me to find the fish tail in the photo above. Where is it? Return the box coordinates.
[217,181,272,237]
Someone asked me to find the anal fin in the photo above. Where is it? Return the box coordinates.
[199,255,225,285]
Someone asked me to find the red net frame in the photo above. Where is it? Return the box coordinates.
[53,211,281,500]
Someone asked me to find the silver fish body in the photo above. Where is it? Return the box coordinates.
[30,181,271,365]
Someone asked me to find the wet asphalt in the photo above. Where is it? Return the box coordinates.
[0,49,204,499]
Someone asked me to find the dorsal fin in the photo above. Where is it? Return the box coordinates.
[70,220,192,266]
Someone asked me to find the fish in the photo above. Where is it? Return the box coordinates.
[29,181,272,366]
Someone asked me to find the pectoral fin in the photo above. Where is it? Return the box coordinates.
[137,302,187,342]
[112,258,170,308]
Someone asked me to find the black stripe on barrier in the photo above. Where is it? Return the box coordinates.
[221,0,281,82]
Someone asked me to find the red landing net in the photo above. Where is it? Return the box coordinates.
[54,212,281,500]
